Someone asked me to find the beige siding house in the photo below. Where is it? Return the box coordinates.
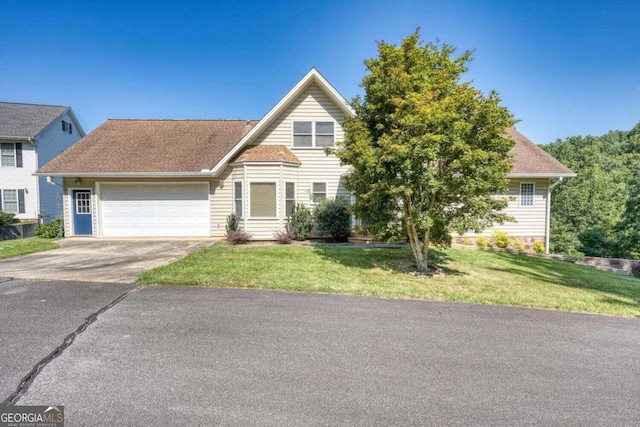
[36,69,575,251]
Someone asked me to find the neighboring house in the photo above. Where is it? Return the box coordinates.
[0,102,85,222]
[36,69,575,251]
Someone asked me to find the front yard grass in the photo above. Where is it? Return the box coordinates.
[137,245,640,317]
[0,238,59,259]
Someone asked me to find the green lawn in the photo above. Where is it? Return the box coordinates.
[137,245,640,317]
[0,238,59,259]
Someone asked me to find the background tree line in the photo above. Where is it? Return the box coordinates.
[543,123,640,259]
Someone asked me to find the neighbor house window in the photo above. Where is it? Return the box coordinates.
[520,182,534,207]
[250,182,277,217]
[311,182,327,202]
[1,143,23,168]
[234,181,243,217]
[2,189,18,214]
[62,120,72,134]
[285,182,296,216]
[292,121,335,148]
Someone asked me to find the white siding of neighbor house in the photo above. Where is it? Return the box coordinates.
[0,142,38,220]
[461,178,548,239]
[250,81,351,205]
[37,111,83,221]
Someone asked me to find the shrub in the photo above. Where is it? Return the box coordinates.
[492,230,510,249]
[511,238,525,252]
[0,211,15,226]
[314,198,351,242]
[288,203,313,241]
[476,236,488,248]
[35,219,64,238]
[274,225,295,244]
[226,213,240,236]
[227,229,252,245]
[462,237,473,246]
[532,241,545,255]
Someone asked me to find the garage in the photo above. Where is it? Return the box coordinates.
[99,183,210,237]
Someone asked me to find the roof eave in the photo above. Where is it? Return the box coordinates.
[507,172,577,178]
[0,136,35,143]
[34,171,215,178]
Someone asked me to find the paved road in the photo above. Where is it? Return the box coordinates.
[0,278,136,404]
[13,287,640,426]
[0,238,212,283]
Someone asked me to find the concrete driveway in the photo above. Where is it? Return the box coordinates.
[7,286,640,426]
[0,238,213,283]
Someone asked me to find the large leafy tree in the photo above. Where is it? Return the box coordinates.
[334,31,516,272]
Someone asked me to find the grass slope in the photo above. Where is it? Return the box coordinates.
[0,238,59,259]
[137,245,640,317]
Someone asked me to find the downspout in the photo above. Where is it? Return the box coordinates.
[545,177,564,254]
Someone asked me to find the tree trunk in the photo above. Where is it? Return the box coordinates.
[406,219,429,273]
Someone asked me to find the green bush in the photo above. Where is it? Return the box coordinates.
[511,238,525,252]
[288,203,313,241]
[0,211,15,226]
[492,230,510,249]
[476,236,488,248]
[314,198,351,242]
[532,241,545,255]
[226,213,240,236]
[35,219,64,238]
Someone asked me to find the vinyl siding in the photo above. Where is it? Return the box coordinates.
[250,81,351,206]
[0,143,38,220]
[37,112,83,220]
[461,178,548,239]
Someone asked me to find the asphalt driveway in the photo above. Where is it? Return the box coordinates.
[9,286,640,426]
[0,238,213,283]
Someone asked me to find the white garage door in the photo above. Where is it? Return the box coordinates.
[100,183,210,237]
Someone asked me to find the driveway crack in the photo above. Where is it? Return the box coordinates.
[2,286,143,406]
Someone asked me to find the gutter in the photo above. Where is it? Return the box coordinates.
[545,177,565,254]
[34,171,215,178]
[0,136,35,143]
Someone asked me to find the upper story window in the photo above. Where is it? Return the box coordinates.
[1,143,22,168]
[292,121,335,148]
[520,182,534,207]
[62,120,73,134]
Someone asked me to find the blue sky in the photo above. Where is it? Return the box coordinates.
[1,0,638,144]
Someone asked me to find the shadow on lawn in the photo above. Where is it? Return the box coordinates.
[312,245,464,276]
[490,251,640,307]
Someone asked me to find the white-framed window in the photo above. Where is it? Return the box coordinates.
[1,143,15,167]
[234,181,243,218]
[75,191,91,214]
[250,182,277,218]
[311,182,327,202]
[2,189,18,214]
[285,182,296,216]
[292,121,335,148]
[520,182,534,207]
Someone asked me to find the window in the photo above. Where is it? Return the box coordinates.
[292,121,335,148]
[520,182,534,207]
[75,191,91,214]
[285,182,295,216]
[250,182,277,217]
[2,189,18,214]
[234,181,243,217]
[1,143,15,167]
[62,120,72,134]
[311,182,327,202]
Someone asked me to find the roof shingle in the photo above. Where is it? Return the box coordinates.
[0,102,69,138]
[37,119,258,174]
[507,128,574,175]
[233,145,301,164]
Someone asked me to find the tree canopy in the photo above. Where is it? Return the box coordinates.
[543,123,640,259]
[334,31,516,272]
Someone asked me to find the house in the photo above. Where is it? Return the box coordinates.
[36,69,575,251]
[0,102,85,222]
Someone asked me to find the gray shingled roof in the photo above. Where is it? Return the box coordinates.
[0,102,69,138]
[507,128,575,176]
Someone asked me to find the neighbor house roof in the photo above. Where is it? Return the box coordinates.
[37,119,258,174]
[0,102,70,138]
[233,145,301,164]
[507,128,575,177]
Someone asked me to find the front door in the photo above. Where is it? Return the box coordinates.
[72,190,93,235]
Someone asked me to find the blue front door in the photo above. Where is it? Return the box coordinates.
[72,190,93,235]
